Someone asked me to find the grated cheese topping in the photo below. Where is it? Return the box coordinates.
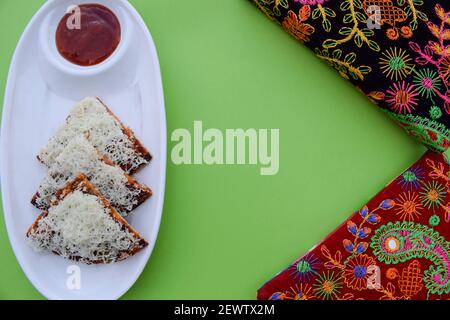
[39,97,148,173]
[35,135,143,216]
[28,189,139,264]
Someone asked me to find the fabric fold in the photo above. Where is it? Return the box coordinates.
[250,0,450,152]
[257,150,450,300]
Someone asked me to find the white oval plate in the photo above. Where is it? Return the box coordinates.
[0,0,166,300]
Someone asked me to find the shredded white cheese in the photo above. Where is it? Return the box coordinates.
[28,190,139,264]
[39,97,148,173]
[35,135,143,216]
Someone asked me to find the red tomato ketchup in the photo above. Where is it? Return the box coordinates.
[56,4,121,66]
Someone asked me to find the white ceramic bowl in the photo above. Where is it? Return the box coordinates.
[38,0,139,99]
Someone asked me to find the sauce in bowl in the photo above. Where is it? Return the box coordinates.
[56,4,121,66]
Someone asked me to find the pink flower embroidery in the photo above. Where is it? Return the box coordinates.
[386,81,419,114]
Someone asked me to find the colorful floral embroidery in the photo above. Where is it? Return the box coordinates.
[419,180,446,210]
[315,48,372,80]
[257,151,450,300]
[397,260,424,298]
[379,47,414,81]
[312,270,343,299]
[396,165,424,191]
[385,81,419,113]
[413,68,442,100]
[370,221,450,295]
[251,0,450,152]
[269,283,315,300]
[282,6,315,42]
[394,191,422,221]
[289,253,321,281]
[343,254,375,290]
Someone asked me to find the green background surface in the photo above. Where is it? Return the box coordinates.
[0,0,447,300]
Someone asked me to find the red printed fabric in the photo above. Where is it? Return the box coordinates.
[258,151,450,300]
